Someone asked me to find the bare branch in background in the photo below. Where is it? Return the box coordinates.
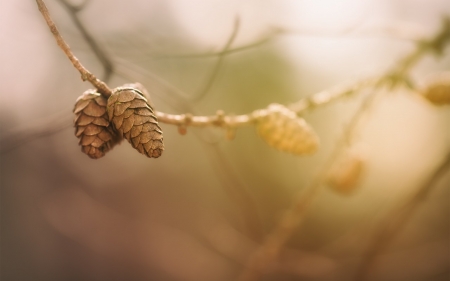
[0,110,72,154]
[58,0,114,82]
[150,20,427,60]
[192,16,240,102]
[354,151,450,281]
[203,142,264,242]
[236,18,450,281]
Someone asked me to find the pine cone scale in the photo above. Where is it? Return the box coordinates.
[76,115,95,126]
[132,135,141,147]
[73,99,90,114]
[129,99,148,109]
[83,101,106,117]
[114,103,131,116]
[112,115,124,130]
[123,109,134,118]
[75,126,85,137]
[121,115,135,133]
[92,118,109,127]
[98,130,113,142]
[83,124,103,135]
[94,96,107,106]
[80,135,96,145]
[117,91,136,102]
[131,125,143,138]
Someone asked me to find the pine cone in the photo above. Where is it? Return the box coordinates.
[421,72,450,105]
[256,104,319,155]
[326,148,365,194]
[73,89,121,159]
[107,85,164,158]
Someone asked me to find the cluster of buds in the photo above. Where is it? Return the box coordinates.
[73,83,164,159]
[256,104,319,155]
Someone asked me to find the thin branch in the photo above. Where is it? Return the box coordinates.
[150,20,426,60]
[203,142,264,242]
[36,0,111,97]
[192,16,240,102]
[58,0,114,82]
[235,17,450,281]
[0,111,72,154]
[147,30,277,60]
[353,151,450,281]
[113,57,191,111]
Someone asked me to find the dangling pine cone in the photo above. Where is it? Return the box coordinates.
[107,85,164,158]
[256,104,319,155]
[73,89,121,159]
[326,147,365,194]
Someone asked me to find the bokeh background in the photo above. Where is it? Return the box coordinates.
[1,0,449,280]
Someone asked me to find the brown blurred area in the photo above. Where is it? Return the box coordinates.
[1,1,449,281]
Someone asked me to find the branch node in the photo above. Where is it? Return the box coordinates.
[213,110,225,126]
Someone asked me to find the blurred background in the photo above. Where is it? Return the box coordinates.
[1,0,449,280]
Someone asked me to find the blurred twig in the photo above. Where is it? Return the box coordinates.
[203,142,263,242]
[354,151,450,281]
[58,0,114,82]
[0,110,72,154]
[152,21,427,60]
[236,17,450,281]
[192,16,240,102]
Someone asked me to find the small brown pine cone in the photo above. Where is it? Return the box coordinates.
[73,89,121,159]
[256,104,319,155]
[421,72,450,105]
[107,86,164,158]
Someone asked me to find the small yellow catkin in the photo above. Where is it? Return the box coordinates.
[256,104,319,155]
[326,148,365,194]
[73,89,121,159]
[107,85,164,158]
[421,72,450,105]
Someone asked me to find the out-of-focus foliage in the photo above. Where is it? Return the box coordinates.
[1,1,449,281]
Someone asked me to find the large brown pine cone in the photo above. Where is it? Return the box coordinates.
[107,85,164,158]
[256,104,319,155]
[73,89,121,159]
